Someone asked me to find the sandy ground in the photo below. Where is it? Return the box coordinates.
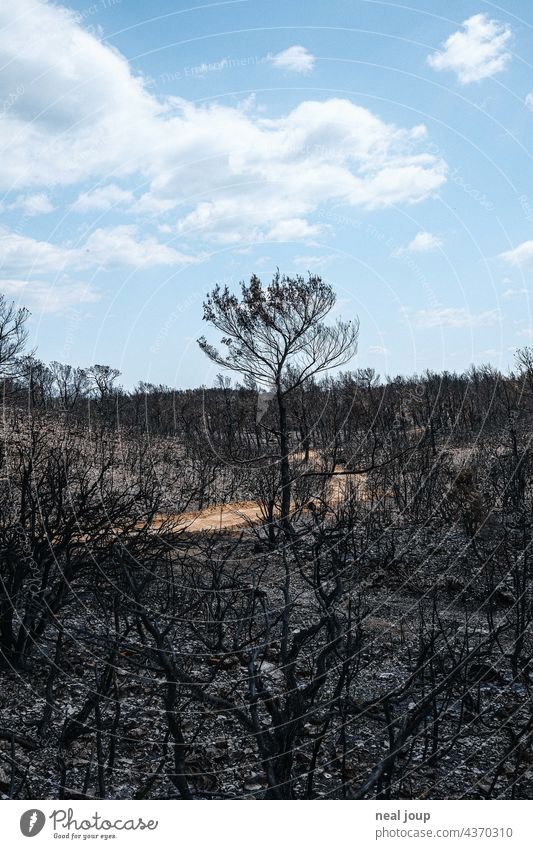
[67,461,365,541]
[165,501,263,533]
[156,461,368,534]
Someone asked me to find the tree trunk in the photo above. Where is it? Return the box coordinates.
[277,387,292,535]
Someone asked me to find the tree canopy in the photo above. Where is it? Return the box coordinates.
[198,272,359,393]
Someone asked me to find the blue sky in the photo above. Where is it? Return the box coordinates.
[1,0,533,388]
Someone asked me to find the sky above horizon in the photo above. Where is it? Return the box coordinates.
[1,0,533,389]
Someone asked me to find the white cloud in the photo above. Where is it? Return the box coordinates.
[266,218,322,241]
[502,287,528,298]
[479,348,502,357]
[83,225,200,268]
[427,14,512,84]
[0,1,446,247]
[500,240,533,268]
[72,184,135,213]
[525,93,533,110]
[393,230,442,255]
[270,46,315,74]
[0,224,199,276]
[0,226,76,274]
[368,345,389,355]
[517,328,533,340]
[293,254,335,269]
[406,306,500,329]
[11,193,55,216]
[167,98,445,241]
[0,278,100,314]
[0,0,162,190]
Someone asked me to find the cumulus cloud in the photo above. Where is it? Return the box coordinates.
[270,45,315,74]
[293,254,335,269]
[267,218,322,242]
[0,224,199,276]
[518,328,533,340]
[393,230,442,255]
[0,0,161,190]
[502,287,527,298]
[167,98,445,242]
[0,278,100,314]
[500,240,533,268]
[10,193,55,216]
[72,185,135,213]
[0,226,76,275]
[525,93,533,110]
[406,306,500,329]
[427,14,512,84]
[83,225,200,269]
[0,1,446,249]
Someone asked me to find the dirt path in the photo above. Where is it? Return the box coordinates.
[155,461,369,534]
[166,501,263,533]
[69,465,363,541]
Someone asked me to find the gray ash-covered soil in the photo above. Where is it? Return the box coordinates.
[1,517,531,801]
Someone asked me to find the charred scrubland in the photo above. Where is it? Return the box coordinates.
[1,278,533,800]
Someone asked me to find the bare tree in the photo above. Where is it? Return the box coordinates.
[0,296,29,377]
[86,364,121,400]
[198,272,358,533]
[49,362,88,410]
